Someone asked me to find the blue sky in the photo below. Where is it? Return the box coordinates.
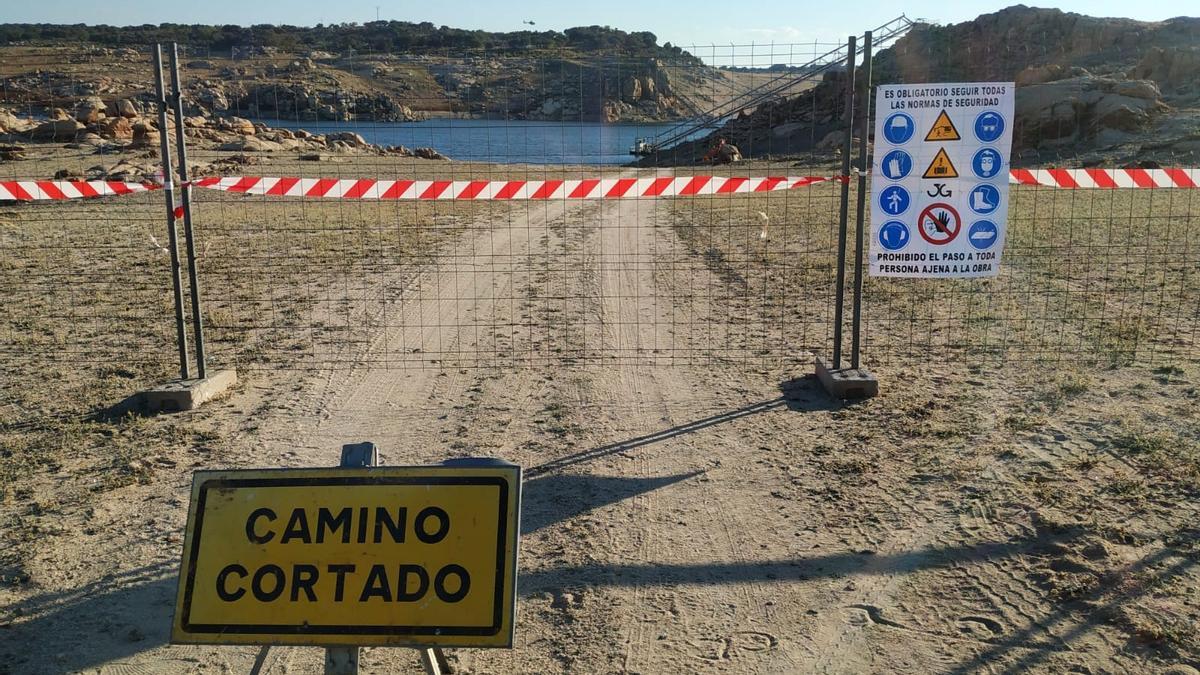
[6,1,1194,49]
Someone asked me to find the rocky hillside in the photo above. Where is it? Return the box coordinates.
[0,45,750,125]
[0,100,448,184]
[0,21,757,124]
[658,6,1200,167]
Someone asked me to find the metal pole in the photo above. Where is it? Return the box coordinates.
[323,442,378,675]
[831,35,857,369]
[168,43,207,378]
[851,31,873,369]
[153,44,190,380]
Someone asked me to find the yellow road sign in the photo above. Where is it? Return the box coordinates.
[172,466,521,647]
[924,110,961,141]
[923,148,959,179]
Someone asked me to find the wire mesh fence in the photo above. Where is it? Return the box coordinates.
[859,32,1200,367]
[0,47,179,428]
[180,41,857,370]
[1,34,1198,389]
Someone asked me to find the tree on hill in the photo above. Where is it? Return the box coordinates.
[0,21,700,62]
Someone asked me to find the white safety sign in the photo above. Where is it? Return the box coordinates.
[870,82,1015,278]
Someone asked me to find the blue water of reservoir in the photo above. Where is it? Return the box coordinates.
[263,118,685,165]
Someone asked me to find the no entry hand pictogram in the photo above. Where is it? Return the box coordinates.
[917,203,961,245]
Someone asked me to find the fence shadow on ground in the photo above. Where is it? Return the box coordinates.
[521,471,703,535]
[10,523,1171,672]
[0,560,178,673]
[947,546,1197,675]
[525,376,839,478]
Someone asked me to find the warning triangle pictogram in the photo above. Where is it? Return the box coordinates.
[924,110,961,141]
[922,148,959,179]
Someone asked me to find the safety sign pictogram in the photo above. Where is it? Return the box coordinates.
[883,112,916,145]
[924,110,961,142]
[879,221,911,251]
[917,203,961,245]
[972,147,1004,179]
[968,184,1000,215]
[922,148,959,179]
[968,220,999,250]
[878,185,911,216]
[974,111,1005,143]
[880,150,914,180]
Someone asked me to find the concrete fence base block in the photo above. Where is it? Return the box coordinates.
[141,369,237,413]
[815,357,879,400]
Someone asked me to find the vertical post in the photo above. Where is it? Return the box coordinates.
[323,441,378,675]
[325,444,450,674]
[851,31,873,369]
[831,35,857,369]
[168,43,207,378]
[153,44,190,380]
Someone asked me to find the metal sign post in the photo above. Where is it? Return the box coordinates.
[139,45,235,413]
[151,45,190,380]
[816,34,879,399]
[851,31,874,369]
[324,443,377,675]
[167,42,208,378]
[831,34,857,370]
[324,443,454,674]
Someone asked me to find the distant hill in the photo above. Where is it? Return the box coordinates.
[0,21,773,124]
[0,21,700,63]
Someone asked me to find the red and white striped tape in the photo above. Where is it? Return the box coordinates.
[4,169,1200,202]
[1008,168,1200,189]
[0,180,159,201]
[189,175,833,199]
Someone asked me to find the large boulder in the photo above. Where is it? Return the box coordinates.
[0,110,36,134]
[195,87,230,113]
[1015,76,1168,148]
[98,160,156,182]
[414,147,448,160]
[326,131,368,147]
[653,66,674,98]
[108,98,139,119]
[715,143,742,164]
[213,116,255,135]
[94,116,133,140]
[640,76,656,100]
[1130,46,1200,96]
[287,58,316,73]
[29,119,84,140]
[130,121,160,147]
[1015,65,1065,86]
[73,97,107,123]
[218,136,282,152]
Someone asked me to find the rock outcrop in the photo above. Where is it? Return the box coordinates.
[1130,47,1200,97]
[29,118,85,141]
[1015,76,1169,149]
[1,95,452,173]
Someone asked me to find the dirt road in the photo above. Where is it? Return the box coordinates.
[4,185,1198,675]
